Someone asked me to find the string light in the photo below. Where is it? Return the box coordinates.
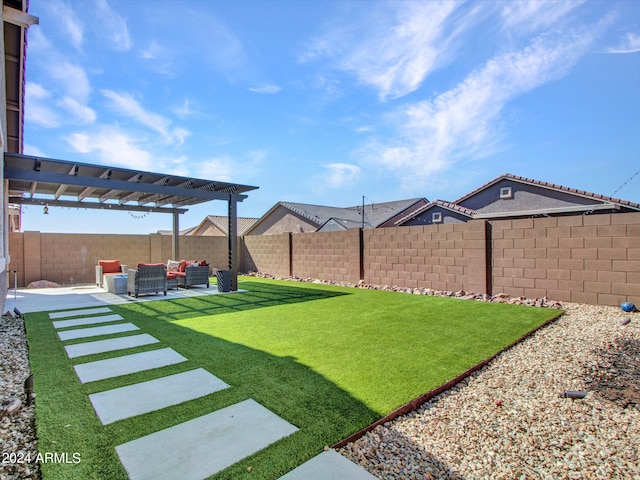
[128,211,150,220]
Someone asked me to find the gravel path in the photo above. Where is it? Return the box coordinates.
[1,294,638,480]
[339,303,640,479]
[0,314,39,480]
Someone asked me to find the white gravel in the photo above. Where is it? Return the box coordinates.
[0,314,40,480]
[339,303,640,479]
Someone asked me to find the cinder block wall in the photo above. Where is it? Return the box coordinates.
[172,236,229,271]
[490,212,640,305]
[7,212,639,306]
[364,221,487,293]
[40,233,151,285]
[292,229,361,283]
[242,233,291,277]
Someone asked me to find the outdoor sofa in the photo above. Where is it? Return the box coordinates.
[127,264,168,298]
[167,260,210,289]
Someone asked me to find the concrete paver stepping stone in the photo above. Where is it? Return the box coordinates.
[53,313,124,329]
[89,368,229,425]
[115,398,298,480]
[57,323,139,341]
[64,334,159,359]
[278,449,379,479]
[49,307,113,319]
[74,347,187,384]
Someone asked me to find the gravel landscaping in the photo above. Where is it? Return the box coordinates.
[1,284,638,479]
[339,302,639,479]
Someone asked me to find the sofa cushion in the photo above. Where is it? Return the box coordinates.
[99,260,121,274]
[178,260,187,272]
[167,272,179,280]
[137,263,165,269]
[167,260,180,272]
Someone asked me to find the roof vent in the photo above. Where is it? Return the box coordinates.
[500,186,512,199]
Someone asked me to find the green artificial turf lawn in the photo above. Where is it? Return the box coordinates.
[25,276,561,480]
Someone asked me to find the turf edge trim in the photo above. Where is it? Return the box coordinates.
[332,309,565,449]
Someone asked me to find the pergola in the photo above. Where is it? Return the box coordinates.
[4,153,258,291]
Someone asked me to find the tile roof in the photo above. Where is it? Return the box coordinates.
[454,173,640,210]
[202,215,259,235]
[394,200,476,225]
[280,198,426,229]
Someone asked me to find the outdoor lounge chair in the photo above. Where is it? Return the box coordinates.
[177,261,210,289]
[96,259,127,287]
[127,264,167,298]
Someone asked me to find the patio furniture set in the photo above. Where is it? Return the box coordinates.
[96,259,211,297]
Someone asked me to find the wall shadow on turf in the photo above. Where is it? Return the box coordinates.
[119,281,349,322]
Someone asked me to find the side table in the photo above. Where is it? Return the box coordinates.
[105,274,128,294]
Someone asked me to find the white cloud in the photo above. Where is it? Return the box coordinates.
[61,5,84,51]
[198,156,233,182]
[95,0,131,51]
[368,26,601,186]
[172,99,195,118]
[608,32,640,54]
[501,0,585,33]
[23,144,47,157]
[323,163,361,188]
[47,62,92,103]
[65,128,154,170]
[302,1,472,101]
[58,97,97,124]
[248,84,282,94]
[101,90,189,144]
[25,82,61,128]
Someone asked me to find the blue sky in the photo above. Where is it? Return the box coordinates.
[22,0,640,233]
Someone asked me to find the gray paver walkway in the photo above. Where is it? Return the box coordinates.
[49,307,113,319]
[115,399,298,480]
[64,333,159,359]
[57,322,139,341]
[52,313,123,329]
[74,347,187,383]
[89,368,229,425]
[278,449,379,479]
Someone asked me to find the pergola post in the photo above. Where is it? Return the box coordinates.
[172,209,180,261]
[228,194,238,291]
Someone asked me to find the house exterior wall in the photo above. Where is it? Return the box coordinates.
[459,178,600,214]
[247,206,318,235]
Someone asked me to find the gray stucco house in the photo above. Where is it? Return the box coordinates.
[397,173,640,226]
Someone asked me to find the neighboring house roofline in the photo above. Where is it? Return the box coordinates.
[454,173,640,211]
[395,200,476,225]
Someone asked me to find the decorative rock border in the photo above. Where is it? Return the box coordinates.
[245,272,563,309]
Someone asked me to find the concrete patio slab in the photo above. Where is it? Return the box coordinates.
[74,347,187,384]
[6,285,247,314]
[57,323,139,341]
[89,368,229,425]
[52,313,124,329]
[115,398,298,480]
[278,450,379,480]
[49,307,113,319]
[64,334,160,359]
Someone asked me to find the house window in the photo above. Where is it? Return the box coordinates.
[500,186,512,199]
[432,212,442,223]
